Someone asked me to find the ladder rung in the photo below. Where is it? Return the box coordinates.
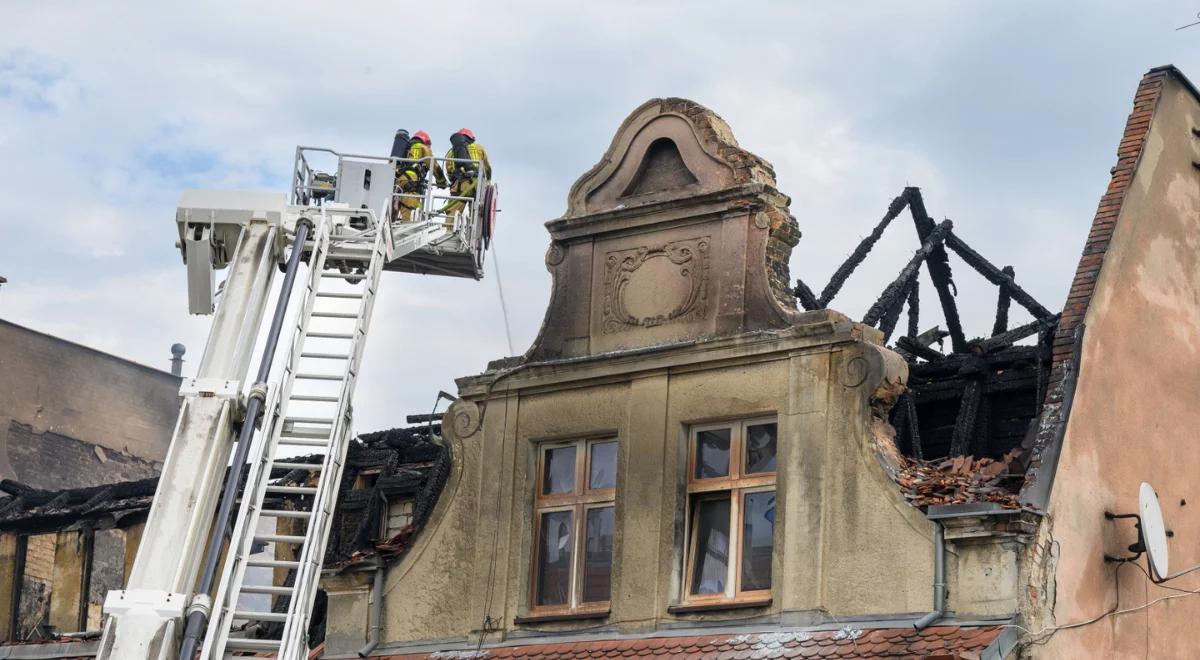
[305,332,355,339]
[265,485,317,495]
[294,373,343,381]
[224,638,283,651]
[240,584,295,596]
[300,352,350,360]
[311,311,359,319]
[280,429,330,439]
[314,291,364,299]
[288,395,339,403]
[260,508,312,519]
[255,534,307,545]
[232,610,287,623]
[321,272,367,280]
[274,439,328,451]
[246,558,300,569]
[272,462,323,471]
[285,416,334,425]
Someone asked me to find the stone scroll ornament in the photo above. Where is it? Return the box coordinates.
[602,237,710,333]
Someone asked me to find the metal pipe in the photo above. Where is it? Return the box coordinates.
[357,565,385,657]
[914,522,946,630]
[178,219,313,660]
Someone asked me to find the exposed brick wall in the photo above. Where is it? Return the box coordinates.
[23,533,55,582]
[4,421,161,490]
[1045,67,1170,401]
[659,97,802,309]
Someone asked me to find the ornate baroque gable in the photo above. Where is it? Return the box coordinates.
[528,98,802,360]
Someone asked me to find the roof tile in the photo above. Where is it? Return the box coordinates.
[378,625,1003,659]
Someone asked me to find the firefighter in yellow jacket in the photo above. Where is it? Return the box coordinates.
[440,128,490,219]
[391,129,445,222]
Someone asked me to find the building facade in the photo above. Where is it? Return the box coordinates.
[3,65,1200,659]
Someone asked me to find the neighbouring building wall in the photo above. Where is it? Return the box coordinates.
[0,522,143,641]
[0,320,180,488]
[1027,67,1200,658]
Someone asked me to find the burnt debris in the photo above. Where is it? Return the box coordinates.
[796,187,1058,505]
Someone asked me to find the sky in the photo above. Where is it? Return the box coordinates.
[1,1,1198,433]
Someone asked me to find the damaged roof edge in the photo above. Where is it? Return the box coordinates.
[1019,65,1178,508]
[1019,324,1084,509]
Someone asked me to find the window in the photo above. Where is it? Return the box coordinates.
[683,418,777,605]
[530,438,617,615]
[382,498,414,538]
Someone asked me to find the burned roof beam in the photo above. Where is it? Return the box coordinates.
[977,315,1060,354]
[793,277,820,311]
[993,266,1014,336]
[949,379,982,457]
[817,191,912,307]
[863,219,953,327]
[906,188,968,353]
[906,278,920,339]
[897,336,946,362]
[944,231,1054,321]
[878,272,918,343]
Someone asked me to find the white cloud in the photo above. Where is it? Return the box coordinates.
[1,0,1196,427]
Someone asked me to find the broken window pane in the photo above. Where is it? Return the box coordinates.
[689,495,731,595]
[741,491,775,591]
[536,510,573,606]
[745,423,777,474]
[695,429,731,479]
[582,506,614,603]
[542,445,576,495]
[588,441,617,490]
[17,534,55,640]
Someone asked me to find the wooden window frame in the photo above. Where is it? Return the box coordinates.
[529,438,617,617]
[682,417,777,607]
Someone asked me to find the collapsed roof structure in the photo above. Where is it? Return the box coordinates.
[793,186,1057,508]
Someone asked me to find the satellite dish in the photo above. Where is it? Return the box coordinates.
[1140,482,1170,579]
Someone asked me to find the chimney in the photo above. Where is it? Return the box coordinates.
[170,343,186,377]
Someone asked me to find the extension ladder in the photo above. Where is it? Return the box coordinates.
[201,210,390,659]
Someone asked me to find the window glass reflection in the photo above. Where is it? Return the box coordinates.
[745,423,777,474]
[543,446,576,495]
[695,429,731,479]
[536,510,573,606]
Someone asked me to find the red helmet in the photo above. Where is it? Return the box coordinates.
[455,128,475,140]
[413,130,431,145]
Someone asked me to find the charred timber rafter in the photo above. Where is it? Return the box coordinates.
[949,378,983,457]
[906,188,967,353]
[794,278,820,311]
[818,192,911,306]
[879,271,918,342]
[905,391,924,460]
[896,335,946,362]
[906,278,921,339]
[944,231,1054,321]
[977,315,1060,354]
[993,266,1014,336]
[863,219,953,327]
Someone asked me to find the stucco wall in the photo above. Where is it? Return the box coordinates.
[320,318,952,656]
[1032,72,1200,659]
[0,320,179,487]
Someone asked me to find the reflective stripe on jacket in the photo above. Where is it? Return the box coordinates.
[444,143,491,181]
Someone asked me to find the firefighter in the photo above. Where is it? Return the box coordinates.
[440,128,491,219]
[391,129,446,222]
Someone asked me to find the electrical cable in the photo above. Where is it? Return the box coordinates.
[1009,558,1200,645]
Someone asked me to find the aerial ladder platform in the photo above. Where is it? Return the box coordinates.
[96,147,497,660]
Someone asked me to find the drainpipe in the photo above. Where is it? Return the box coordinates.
[357,565,385,657]
[914,522,946,630]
